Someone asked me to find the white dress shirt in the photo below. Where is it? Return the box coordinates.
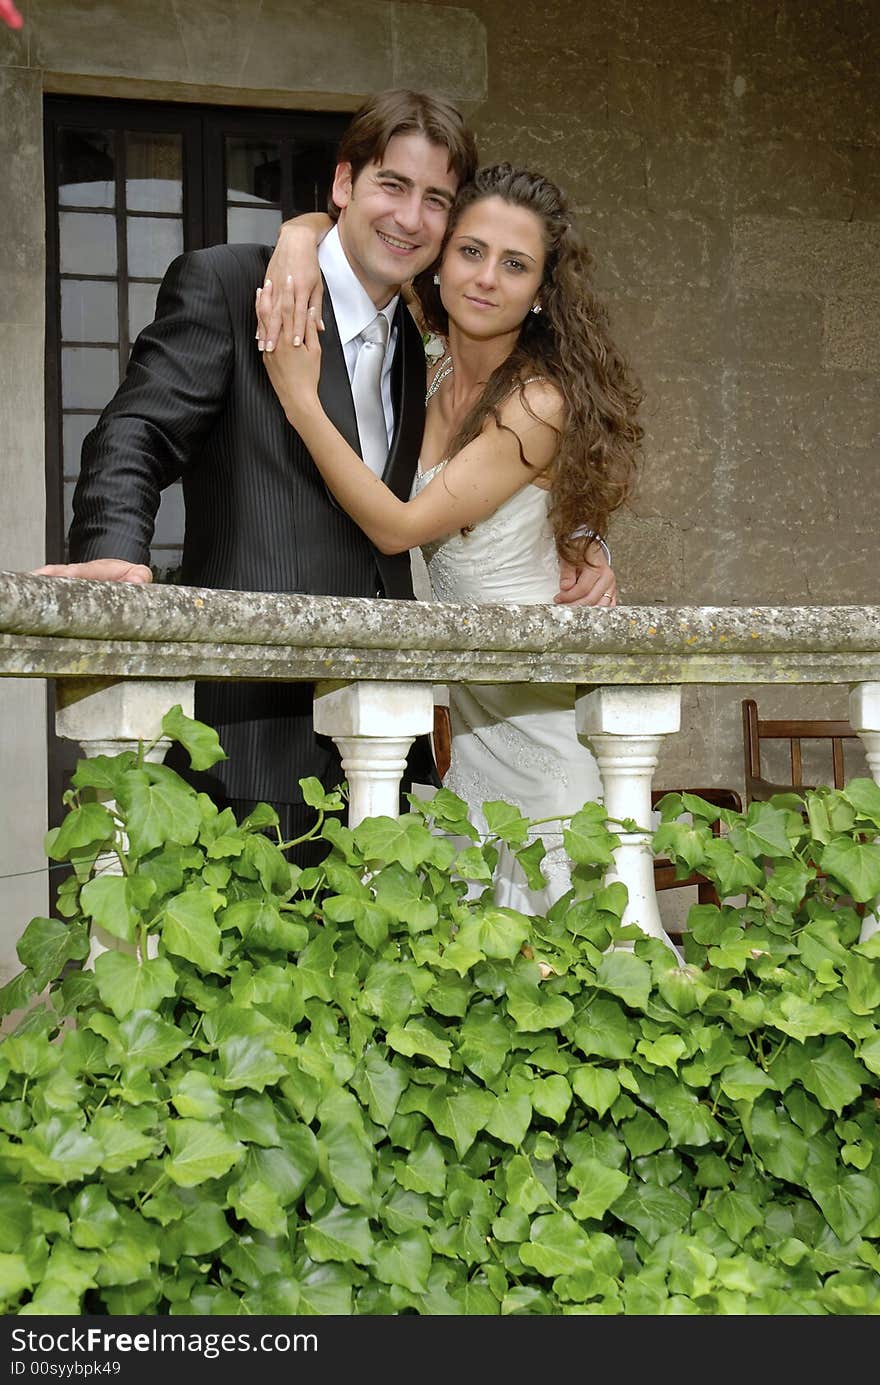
[318,225,398,469]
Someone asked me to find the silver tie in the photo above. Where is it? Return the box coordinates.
[351,312,390,476]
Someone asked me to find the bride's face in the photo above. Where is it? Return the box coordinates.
[439,197,546,341]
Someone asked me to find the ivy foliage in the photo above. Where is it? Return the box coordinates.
[1,710,880,1315]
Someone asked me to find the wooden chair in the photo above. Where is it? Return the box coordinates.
[431,705,741,907]
[741,697,859,806]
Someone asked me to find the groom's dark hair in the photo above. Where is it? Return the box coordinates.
[328,89,478,218]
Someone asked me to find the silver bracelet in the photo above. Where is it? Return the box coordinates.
[571,527,612,567]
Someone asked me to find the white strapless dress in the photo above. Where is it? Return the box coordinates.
[412,461,603,914]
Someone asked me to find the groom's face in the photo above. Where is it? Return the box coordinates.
[333,132,458,307]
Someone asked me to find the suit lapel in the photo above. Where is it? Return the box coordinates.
[316,280,362,456]
[382,300,426,501]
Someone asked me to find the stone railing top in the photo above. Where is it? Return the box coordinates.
[2,570,880,687]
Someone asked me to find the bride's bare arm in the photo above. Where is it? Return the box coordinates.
[263,313,561,554]
[256,211,333,351]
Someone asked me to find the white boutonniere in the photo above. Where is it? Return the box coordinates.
[422,331,447,364]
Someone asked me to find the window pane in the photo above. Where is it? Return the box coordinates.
[153,482,185,546]
[126,131,183,213]
[60,279,118,343]
[126,216,183,278]
[290,138,335,213]
[61,346,119,410]
[62,413,101,476]
[227,206,282,244]
[226,137,281,204]
[59,211,117,275]
[128,281,160,342]
[57,128,115,208]
[63,479,76,539]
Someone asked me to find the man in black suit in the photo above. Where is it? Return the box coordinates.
[36,90,476,857]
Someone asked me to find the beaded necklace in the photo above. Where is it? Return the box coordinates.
[425,356,453,401]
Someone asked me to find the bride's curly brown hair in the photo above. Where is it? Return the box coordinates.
[413,164,643,562]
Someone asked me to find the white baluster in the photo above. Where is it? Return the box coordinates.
[313,680,435,827]
[576,685,682,953]
[55,678,194,963]
[849,682,880,941]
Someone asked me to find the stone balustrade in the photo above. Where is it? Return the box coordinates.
[3,570,880,949]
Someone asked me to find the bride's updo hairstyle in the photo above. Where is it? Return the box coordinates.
[414,164,643,561]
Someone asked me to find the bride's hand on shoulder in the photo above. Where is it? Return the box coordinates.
[261,305,322,423]
[256,213,331,351]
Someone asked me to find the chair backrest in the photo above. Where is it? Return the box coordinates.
[741,697,859,805]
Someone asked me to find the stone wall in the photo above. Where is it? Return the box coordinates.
[0,0,877,963]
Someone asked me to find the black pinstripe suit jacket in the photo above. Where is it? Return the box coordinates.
[69,242,432,804]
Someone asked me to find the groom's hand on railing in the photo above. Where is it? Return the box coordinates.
[555,544,618,606]
[30,558,153,584]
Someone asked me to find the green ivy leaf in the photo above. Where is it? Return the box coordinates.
[568,1157,630,1221]
[504,1152,555,1214]
[48,802,116,860]
[217,1035,287,1092]
[819,838,880,903]
[563,809,616,866]
[594,951,652,1011]
[810,1174,880,1244]
[514,838,549,891]
[116,1010,190,1071]
[373,1228,432,1293]
[652,821,707,871]
[353,816,435,871]
[485,1091,532,1148]
[571,1065,621,1118]
[798,1037,871,1114]
[162,704,227,771]
[227,1178,287,1237]
[519,1212,598,1275]
[843,777,880,827]
[93,950,177,1019]
[117,769,202,857]
[482,800,530,846]
[162,892,225,973]
[15,915,89,992]
[718,1058,778,1106]
[164,1119,244,1186]
[505,973,574,1032]
[350,1047,408,1129]
[15,1115,102,1185]
[611,1182,692,1244]
[730,803,796,859]
[421,1086,494,1159]
[843,954,880,1016]
[303,1199,374,1266]
[386,1021,452,1069]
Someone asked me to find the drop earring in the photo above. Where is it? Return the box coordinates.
[433,273,440,285]
[531,302,542,315]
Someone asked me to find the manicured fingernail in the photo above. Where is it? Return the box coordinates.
[257,340,265,352]
[265,340,274,352]
[319,319,325,330]
[292,336,301,347]
[256,286,262,298]
[264,278,272,289]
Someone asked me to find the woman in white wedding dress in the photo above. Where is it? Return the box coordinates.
[264,164,644,913]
